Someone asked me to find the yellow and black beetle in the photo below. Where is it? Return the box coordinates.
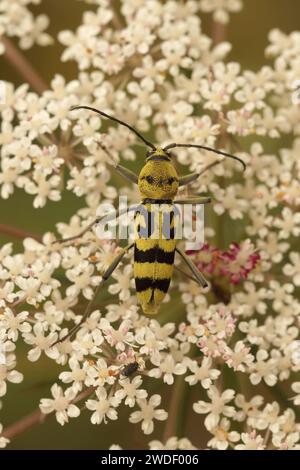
[54,106,245,342]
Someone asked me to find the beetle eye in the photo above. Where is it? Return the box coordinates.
[167,177,174,184]
[146,175,154,184]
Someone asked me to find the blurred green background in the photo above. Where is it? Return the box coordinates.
[0,0,299,449]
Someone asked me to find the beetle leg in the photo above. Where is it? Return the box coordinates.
[175,247,208,288]
[53,243,134,344]
[174,265,202,284]
[53,205,138,245]
[115,163,139,184]
[98,143,139,184]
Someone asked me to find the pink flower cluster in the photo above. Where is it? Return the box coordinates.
[187,240,261,285]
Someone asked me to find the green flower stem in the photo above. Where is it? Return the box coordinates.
[3,386,96,441]
[163,375,187,441]
[0,224,42,242]
[2,37,48,94]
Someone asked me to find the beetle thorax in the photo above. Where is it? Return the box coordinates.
[138,160,179,200]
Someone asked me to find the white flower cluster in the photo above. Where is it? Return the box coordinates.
[0,0,300,450]
[0,0,53,53]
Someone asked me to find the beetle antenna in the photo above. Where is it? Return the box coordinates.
[71,105,156,150]
[163,143,246,171]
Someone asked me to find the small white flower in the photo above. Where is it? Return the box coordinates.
[274,207,300,239]
[0,308,30,341]
[109,265,134,302]
[0,2,52,52]
[86,387,119,425]
[39,384,80,426]
[207,418,240,450]
[0,347,23,397]
[23,323,57,362]
[148,353,186,385]
[234,394,264,422]
[0,281,16,307]
[291,382,300,406]
[100,319,134,351]
[235,431,265,450]
[185,357,220,388]
[268,280,294,312]
[66,261,97,300]
[193,387,235,429]
[129,394,167,434]
[59,357,88,392]
[115,375,147,408]
[225,341,254,372]
[85,358,116,388]
[249,349,277,387]
[251,402,280,432]
[283,252,300,286]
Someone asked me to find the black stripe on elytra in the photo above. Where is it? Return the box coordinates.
[135,205,179,239]
[162,210,175,239]
[135,277,171,293]
[134,246,175,264]
[135,209,155,238]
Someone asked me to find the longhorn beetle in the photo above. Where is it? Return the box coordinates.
[53,105,246,343]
